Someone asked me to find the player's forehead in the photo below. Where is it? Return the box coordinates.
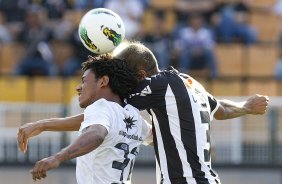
[82,69,96,80]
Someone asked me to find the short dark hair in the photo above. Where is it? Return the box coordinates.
[113,41,159,76]
[81,54,138,100]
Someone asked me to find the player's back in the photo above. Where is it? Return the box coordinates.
[76,99,151,184]
[128,67,221,184]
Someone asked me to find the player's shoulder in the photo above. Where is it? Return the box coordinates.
[159,66,179,76]
[147,66,180,83]
[179,72,208,92]
[89,98,108,106]
[86,98,113,111]
[123,103,139,114]
[122,104,144,128]
[124,103,144,119]
[133,67,181,94]
[189,76,205,89]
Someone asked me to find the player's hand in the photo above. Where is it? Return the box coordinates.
[30,156,61,181]
[17,122,43,153]
[244,94,269,115]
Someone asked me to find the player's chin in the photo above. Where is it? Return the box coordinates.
[78,97,85,108]
[79,102,87,108]
[79,99,92,108]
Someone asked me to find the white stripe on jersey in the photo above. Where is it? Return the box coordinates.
[156,159,162,184]
[151,110,171,184]
[186,87,211,167]
[165,84,196,184]
[181,77,219,183]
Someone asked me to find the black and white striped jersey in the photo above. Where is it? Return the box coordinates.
[128,67,221,184]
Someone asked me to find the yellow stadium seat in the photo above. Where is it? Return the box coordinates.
[141,9,154,34]
[252,0,276,8]
[164,10,177,33]
[142,9,176,34]
[278,81,282,96]
[246,45,278,77]
[215,44,245,77]
[211,79,242,96]
[63,77,80,104]
[0,43,26,75]
[30,77,64,103]
[0,76,28,102]
[249,13,280,42]
[150,0,176,9]
[244,79,278,96]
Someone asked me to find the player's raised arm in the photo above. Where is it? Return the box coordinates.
[30,124,107,181]
[214,94,269,120]
[17,113,84,153]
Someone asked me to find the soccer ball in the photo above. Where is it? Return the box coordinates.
[78,8,125,54]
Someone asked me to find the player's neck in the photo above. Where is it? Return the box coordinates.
[100,92,122,106]
[107,96,122,105]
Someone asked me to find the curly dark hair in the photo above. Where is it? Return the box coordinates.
[81,54,138,100]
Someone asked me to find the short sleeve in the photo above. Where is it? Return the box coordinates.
[207,92,219,120]
[80,99,112,132]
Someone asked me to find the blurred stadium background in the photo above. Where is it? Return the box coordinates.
[1,0,282,184]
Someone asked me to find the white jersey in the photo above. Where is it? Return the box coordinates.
[76,98,151,184]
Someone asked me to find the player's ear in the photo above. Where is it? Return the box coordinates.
[99,75,109,87]
[137,70,147,81]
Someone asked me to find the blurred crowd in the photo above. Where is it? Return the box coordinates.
[0,0,282,79]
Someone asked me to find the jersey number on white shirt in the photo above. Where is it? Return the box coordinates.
[112,143,138,183]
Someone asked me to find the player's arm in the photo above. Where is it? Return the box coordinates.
[18,113,84,153]
[214,94,269,120]
[30,124,107,181]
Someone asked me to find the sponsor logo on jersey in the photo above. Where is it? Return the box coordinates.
[119,130,143,141]
[129,85,152,98]
[140,86,152,96]
[192,95,197,103]
[123,116,136,131]
[184,78,193,88]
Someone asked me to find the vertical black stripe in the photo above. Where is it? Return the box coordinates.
[169,75,209,184]
[150,82,187,183]
[152,104,187,183]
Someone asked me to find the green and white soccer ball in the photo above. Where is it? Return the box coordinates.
[78,8,125,54]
